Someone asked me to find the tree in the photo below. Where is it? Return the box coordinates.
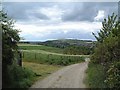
[91,13,120,65]
[91,13,120,88]
[1,10,20,65]
[92,13,118,43]
[1,10,20,87]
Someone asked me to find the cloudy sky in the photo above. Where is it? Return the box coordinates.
[3,2,118,41]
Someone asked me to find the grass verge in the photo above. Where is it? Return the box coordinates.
[85,62,108,88]
[5,62,62,89]
[22,62,63,83]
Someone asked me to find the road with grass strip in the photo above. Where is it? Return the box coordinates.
[31,60,89,88]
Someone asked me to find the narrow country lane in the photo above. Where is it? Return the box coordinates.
[31,60,89,88]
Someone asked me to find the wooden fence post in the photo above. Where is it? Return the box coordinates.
[17,51,22,66]
[35,53,36,60]
[22,52,24,58]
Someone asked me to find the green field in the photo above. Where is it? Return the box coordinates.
[18,44,88,66]
[22,51,85,65]
[18,44,63,54]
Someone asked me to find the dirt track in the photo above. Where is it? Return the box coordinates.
[31,61,88,88]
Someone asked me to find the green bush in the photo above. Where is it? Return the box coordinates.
[105,61,120,88]
[64,45,93,55]
[6,64,36,88]
[90,13,120,88]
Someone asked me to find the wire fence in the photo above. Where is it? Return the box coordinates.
[22,51,85,65]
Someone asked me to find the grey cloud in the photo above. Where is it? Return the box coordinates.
[3,2,51,21]
[61,2,97,21]
[3,2,118,22]
[28,12,50,20]
[2,2,118,41]
[3,3,28,21]
[62,2,118,22]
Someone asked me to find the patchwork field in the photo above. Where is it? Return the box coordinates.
[18,44,89,66]
[18,44,63,54]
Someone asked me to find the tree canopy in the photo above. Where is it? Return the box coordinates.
[1,10,20,87]
[1,10,20,66]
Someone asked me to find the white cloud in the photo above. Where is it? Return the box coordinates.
[15,21,102,40]
[13,4,103,41]
[4,0,119,2]
[94,10,105,21]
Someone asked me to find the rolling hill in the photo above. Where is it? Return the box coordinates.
[19,39,95,49]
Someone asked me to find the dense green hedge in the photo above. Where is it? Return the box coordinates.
[4,64,36,88]
[64,45,93,55]
[105,61,120,88]
[89,13,120,88]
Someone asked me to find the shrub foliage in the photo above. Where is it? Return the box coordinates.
[91,13,120,88]
[1,10,35,88]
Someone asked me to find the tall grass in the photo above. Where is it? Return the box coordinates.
[23,62,62,80]
[85,62,108,88]
[22,51,85,66]
[5,64,36,88]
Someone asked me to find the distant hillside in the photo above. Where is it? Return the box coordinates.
[19,39,95,55]
[19,39,95,49]
[39,39,95,49]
